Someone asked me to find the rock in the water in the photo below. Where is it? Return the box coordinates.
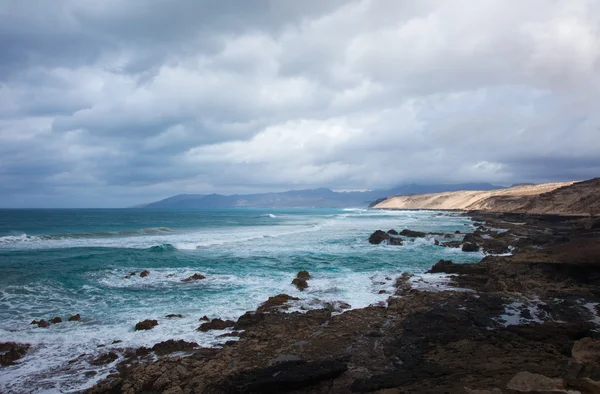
[0,342,31,366]
[197,318,235,332]
[30,320,38,325]
[292,277,308,290]
[50,316,62,324]
[37,319,50,328]
[199,315,210,321]
[506,371,565,393]
[140,270,150,278]
[442,240,462,248]
[368,230,389,244]
[90,352,119,366]
[462,242,480,252]
[388,237,403,245]
[399,229,427,237]
[182,273,206,282]
[165,314,183,318]
[135,319,158,331]
[296,270,311,280]
[151,339,198,356]
[68,314,80,321]
[387,229,398,235]
[234,312,265,330]
[257,294,300,313]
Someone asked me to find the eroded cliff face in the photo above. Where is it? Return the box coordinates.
[373,180,600,216]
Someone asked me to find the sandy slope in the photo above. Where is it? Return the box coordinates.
[372,180,600,215]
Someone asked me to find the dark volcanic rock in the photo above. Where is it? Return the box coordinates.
[37,319,50,328]
[90,352,119,366]
[399,229,427,237]
[234,312,266,330]
[200,315,210,321]
[427,260,487,275]
[68,314,81,321]
[50,316,62,324]
[462,242,480,252]
[139,270,150,278]
[441,240,462,248]
[182,273,206,282]
[0,342,30,366]
[292,277,308,290]
[368,230,389,244]
[296,270,311,280]
[388,237,403,245]
[387,229,399,235]
[206,359,348,394]
[135,319,158,331]
[256,294,300,313]
[165,314,183,318]
[197,318,235,332]
[152,339,198,356]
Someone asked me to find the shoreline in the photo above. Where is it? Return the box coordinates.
[2,209,599,393]
[83,210,599,393]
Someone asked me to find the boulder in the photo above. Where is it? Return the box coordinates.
[462,242,480,252]
[199,315,210,321]
[0,342,31,366]
[30,320,38,325]
[257,294,300,313]
[388,237,403,245]
[90,352,119,366]
[572,338,600,365]
[506,371,565,393]
[68,314,81,321]
[387,229,399,235]
[182,273,206,282]
[151,339,198,356]
[50,317,62,324]
[37,319,50,328]
[140,270,150,278]
[135,319,158,331]
[165,314,183,318]
[455,230,461,234]
[234,312,266,330]
[292,278,308,290]
[434,239,440,245]
[197,318,235,332]
[296,270,311,280]
[442,241,462,248]
[399,229,427,237]
[368,230,389,244]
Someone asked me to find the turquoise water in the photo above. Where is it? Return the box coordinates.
[0,208,480,392]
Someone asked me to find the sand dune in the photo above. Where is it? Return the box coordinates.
[373,179,600,216]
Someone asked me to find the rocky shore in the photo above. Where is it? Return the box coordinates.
[4,212,600,393]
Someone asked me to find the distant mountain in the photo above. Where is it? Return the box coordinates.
[135,183,504,209]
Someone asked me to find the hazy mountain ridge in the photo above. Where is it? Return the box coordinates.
[136,183,504,209]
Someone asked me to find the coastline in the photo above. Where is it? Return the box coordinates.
[76,210,600,394]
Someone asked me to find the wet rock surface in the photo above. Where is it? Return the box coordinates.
[134,319,158,331]
[0,342,31,366]
[87,211,600,394]
[197,318,235,332]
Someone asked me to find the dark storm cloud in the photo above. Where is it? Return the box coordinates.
[0,0,599,207]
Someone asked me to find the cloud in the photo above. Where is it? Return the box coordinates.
[1,0,599,207]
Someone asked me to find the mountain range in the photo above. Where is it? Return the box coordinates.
[135,183,504,209]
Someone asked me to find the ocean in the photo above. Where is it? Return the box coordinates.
[0,208,480,393]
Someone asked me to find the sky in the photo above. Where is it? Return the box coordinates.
[1,0,600,208]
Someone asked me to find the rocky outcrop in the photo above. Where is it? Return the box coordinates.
[36,319,50,328]
[206,359,348,393]
[368,230,389,244]
[0,342,30,366]
[90,352,119,366]
[140,270,150,278]
[256,294,300,313]
[387,229,399,235]
[68,314,81,321]
[399,229,427,237]
[135,319,158,331]
[182,273,206,282]
[197,318,235,332]
[462,242,480,252]
[165,314,183,318]
[151,340,199,356]
[292,270,311,290]
[50,316,62,324]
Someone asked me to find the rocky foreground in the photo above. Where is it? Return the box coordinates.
[4,212,600,393]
